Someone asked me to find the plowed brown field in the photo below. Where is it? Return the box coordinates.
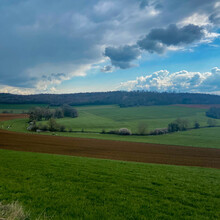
[0,113,28,121]
[0,114,220,168]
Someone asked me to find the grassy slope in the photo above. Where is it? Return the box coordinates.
[58,105,210,132]
[1,104,208,131]
[0,149,219,219]
[0,104,215,132]
[1,104,220,148]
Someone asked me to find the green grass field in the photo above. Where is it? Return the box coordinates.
[0,149,219,219]
[56,105,210,132]
[0,105,219,219]
[0,104,213,131]
[1,104,220,149]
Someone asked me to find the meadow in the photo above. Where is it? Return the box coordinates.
[1,104,220,149]
[0,149,219,219]
[54,105,211,132]
[0,104,211,131]
[0,104,220,219]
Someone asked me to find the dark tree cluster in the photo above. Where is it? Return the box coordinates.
[29,105,78,121]
[29,107,53,121]
[61,104,78,118]
[1,91,220,107]
[168,118,189,132]
[29,118,66,132]
[206,107,220,119]
[194,121,200,129]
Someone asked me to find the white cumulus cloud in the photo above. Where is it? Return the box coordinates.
[120,67,220,94]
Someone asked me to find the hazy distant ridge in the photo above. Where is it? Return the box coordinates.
[0,91,220,107]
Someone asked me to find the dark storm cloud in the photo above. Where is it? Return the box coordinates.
[109,24,204,64]
[104,45,141,69]
[137,38,165,54]
[147,24,204,46]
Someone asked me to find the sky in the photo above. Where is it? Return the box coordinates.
[0,0,220,95]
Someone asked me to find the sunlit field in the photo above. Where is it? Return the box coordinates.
[0,149,219,219]
[1,104,220,148]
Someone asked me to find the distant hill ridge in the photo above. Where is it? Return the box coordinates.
[0,91,220,107]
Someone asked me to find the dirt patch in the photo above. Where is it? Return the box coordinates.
[174,104,220,109]
[0,114,28,121]
[0,129,219,169]
[0,114,219,169]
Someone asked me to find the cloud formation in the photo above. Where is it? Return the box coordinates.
[209,12,220,25]
[105,23,208,68]
[147,24,204,46]
[100,65,113,73]
[137,38,165,54]
[104,45,141,69]
[0,0,219,93]
[120,67,220,94]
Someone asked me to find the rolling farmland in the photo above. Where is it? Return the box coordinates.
[0,106,219,219]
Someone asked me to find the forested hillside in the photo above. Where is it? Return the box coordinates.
[1,91,220,106]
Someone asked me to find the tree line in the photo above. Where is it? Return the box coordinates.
[206,107,220,119]
[1,91,220,107]
[28,115,218,134]
[111,118,218,136]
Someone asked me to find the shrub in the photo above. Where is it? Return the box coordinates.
[118,128,132,135]
[108,130,119,135]
[137,122,148,135]
[176,118,189,131]
[60,125,66,132]
[150,128,168,135]
[168,122,179,132]
[48,118,60,131]
[168,118,189,132]
[194,121,200,129]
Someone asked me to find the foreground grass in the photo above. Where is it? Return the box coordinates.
[0,201,29,220]
[0,149,219,219]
